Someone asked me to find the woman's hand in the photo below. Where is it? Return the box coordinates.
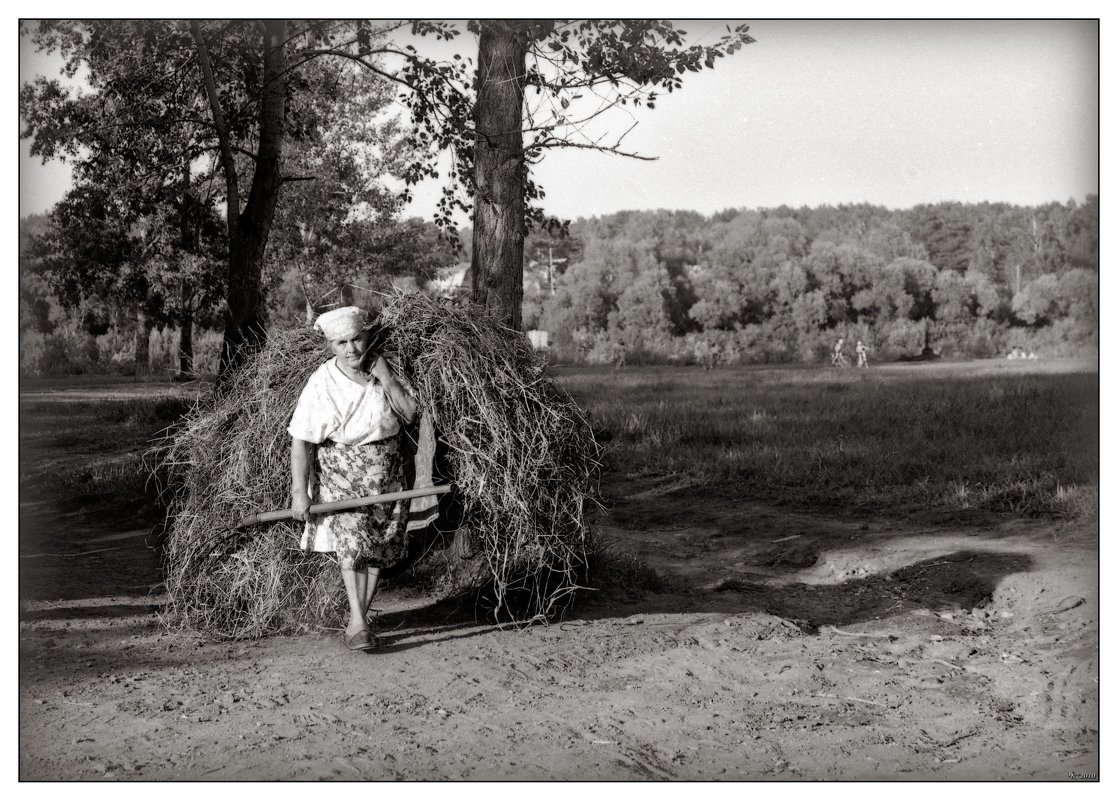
[370,356,418,424]
[292,488,313,522]
[369,355,391,384]
[290,437,316,522]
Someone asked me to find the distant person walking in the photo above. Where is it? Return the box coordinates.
[856,340,869,368]
[831,337,848,367]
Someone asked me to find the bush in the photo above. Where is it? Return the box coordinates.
[148,328,179,373]
[19,325,101,376]
[961,317,1003,358]
[796,328,839,364]
[1003,318,1099,359]
[878,319,927,359]
[739,323,800,364]
[98,328,139,373]
[678,326,800,368]
[193,330,223,375]
[687,333,727,368]
[928,318,1003,359]
[147,327,223,376]
[19,323,226,378]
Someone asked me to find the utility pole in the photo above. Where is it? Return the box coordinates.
[547,245,554,295]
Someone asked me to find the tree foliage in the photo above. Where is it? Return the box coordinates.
[389,20,757,328]
[20,20,417,373]
[22,18,757,359]
[528,198,1098,364]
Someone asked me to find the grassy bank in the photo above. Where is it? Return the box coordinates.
[561,359,1098,521]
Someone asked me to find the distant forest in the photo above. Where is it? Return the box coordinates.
[20,196,1099,375]
[525,197,1098,365]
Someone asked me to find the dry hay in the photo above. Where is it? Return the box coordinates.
[154,292,602,639]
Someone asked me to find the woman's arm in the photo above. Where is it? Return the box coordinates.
[291,437,316,521]
[370,356,417,425]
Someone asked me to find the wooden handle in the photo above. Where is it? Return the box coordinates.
[237,484,453,528]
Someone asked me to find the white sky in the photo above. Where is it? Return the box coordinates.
[524,19,1100,219]
[16,17,1100,222]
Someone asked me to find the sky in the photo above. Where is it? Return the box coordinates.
[16,18,1100,223]
[522,19,1099,220]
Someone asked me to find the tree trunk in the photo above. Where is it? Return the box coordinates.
[178,282,195,378]
[470,22,530,331]
[210,20,288,377]
[133,304,151,377]
[221,225,272,374]
[177,161,196,379]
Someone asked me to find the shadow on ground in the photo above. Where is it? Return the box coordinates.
[366,546,1035,644]
[19,451,1038,648]
[689,548,1032,630]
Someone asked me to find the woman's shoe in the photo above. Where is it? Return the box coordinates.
[343,629,374,651]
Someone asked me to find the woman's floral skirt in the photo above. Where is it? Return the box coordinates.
[300,436,409,569]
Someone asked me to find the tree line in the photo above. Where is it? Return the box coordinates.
[523,198,1098,365]
[22,194,1097,375]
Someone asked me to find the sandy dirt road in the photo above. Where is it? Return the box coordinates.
[18,462,1098,781]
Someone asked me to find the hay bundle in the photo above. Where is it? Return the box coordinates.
[156,293,601,638]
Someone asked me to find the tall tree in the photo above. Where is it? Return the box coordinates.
[904,202,974,275]
[28,183,156,372]
[264,54,413,321]
[469,22,534,327]
[1062,195,1099,272]
[23,19,755,359]
[396,19,755,329]
[21,20,408,374]
[189,20,287,370]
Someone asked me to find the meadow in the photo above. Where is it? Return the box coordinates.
[19,358,1098,551]
[19,381,195,538]
[562,359,1098,523]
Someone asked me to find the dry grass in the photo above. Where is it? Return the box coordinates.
[153,293,602,639]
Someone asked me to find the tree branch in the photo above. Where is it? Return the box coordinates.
[532,137,656,161]
[189,21,240,230]
[290,48,412,91]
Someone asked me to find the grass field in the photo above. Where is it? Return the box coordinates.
[560,358,1098,522]
[19,358,1098,543]
[19,386,195,534]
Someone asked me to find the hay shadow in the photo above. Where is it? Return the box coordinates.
[574,549,1035,632]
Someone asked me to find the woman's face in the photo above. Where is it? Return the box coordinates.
[330,332,369,370]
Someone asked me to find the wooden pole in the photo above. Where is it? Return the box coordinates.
[236,485,452,528]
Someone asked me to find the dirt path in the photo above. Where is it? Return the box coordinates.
[18,470,1098,780]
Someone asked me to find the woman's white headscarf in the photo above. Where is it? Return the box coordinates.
[313,306,368,341]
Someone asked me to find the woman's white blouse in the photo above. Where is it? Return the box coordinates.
[287,358,406,445]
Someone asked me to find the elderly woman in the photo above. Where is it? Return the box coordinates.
[288,306,417,652]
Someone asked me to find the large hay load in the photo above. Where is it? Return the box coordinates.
[156,293,601,639]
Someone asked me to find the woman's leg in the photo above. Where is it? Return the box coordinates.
[363,567,381,619]
[340,566,369,636]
